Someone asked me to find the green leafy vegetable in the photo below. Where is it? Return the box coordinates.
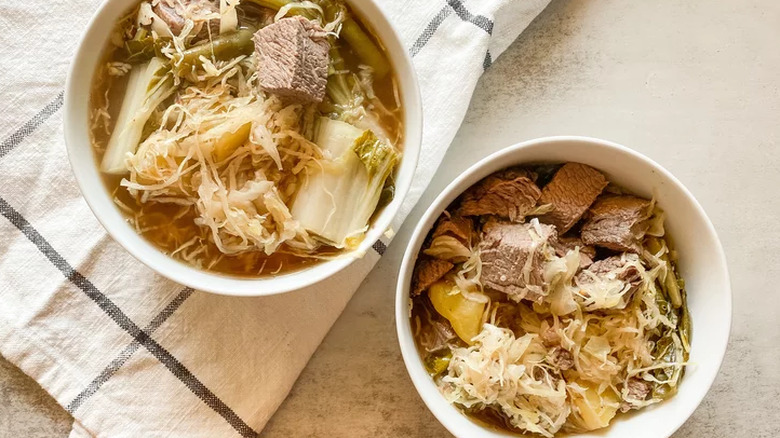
[424,350,452,376]
[123,28,170,64]
[352,129,397,181]
[100,58,175,174]
[650,330,685,400]
[290,118,398,247]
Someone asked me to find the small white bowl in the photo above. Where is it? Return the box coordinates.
[64,0,422,296]
[395,136,731,438]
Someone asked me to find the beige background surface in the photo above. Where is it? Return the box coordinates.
[2,0,779,436]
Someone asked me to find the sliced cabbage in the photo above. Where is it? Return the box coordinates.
[290,117,398,247]
[101,57,174,174]
[441,324,569,437]
[568,382,619,431]
[423,235,471,263]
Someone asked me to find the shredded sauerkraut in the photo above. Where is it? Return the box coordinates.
[119,56,322,258]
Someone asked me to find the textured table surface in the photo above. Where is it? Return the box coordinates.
[2,0,779,436]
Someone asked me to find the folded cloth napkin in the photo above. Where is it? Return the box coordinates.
[0,0,549,436]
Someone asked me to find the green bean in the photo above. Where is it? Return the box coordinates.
[171,29,255,76]
[646,236,683,308]
[340,18,389,77]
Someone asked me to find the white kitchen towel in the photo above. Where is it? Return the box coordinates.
[0,0,550,436]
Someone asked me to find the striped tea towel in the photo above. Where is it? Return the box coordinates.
[0,0,550,436]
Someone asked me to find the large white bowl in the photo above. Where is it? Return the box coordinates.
[64,0,422,296]
[396,136,731,438]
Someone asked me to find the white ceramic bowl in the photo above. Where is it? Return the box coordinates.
[64,0,421,296]
[396,136,731,438]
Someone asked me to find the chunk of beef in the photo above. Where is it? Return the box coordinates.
[432,214,474,245]
[424,214,474,263]
[581,195,653,253]
[575,253,643,309]
[458,169,541,221]
[479,219,557,303]
[492,303,523,335]
[552,236,596,269]
[546,347,575,371]
[498,167,538,182]
[540,325,561,346]
[253,16,329,103]
[411,258,453,296]
[538,163,608,233]
[418,314,457,352]
[585,253,642,284]
[620,378,652,412]
[153,0,218,36]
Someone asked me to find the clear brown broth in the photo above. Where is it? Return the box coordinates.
[90,1,404,277]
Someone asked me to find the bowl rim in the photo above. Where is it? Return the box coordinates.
[395,135,732,438]
[63,0,422,296]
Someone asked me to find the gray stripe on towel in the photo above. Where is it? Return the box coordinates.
[447,0,494,34]
[410,6,452,57]
[0,197,258,438]
[0,92,64,159]
[67,287,195,413]
[372,239,387,256]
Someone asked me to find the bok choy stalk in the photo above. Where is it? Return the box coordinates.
[291,117,398,247]
[101,57,174,174]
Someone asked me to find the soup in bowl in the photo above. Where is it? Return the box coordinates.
[65,0,421,295]
[396,137,730,438]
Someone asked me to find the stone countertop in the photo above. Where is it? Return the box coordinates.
[2,0,779,436]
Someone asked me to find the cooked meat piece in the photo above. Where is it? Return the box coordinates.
[497,167,538,182]
[253,16,329,103]
[552,236,596,269]
[479,219,557,303]
[620,378,652,412]
[575,253,643,309]
[546,347,574,371]
[154,1,186,34]
[581,195,653,253]
[492,303,522,335]
[418,315,457,352]
[432,214,474,245]
[424,214,474,263]
[458,170,541,221]
[540,325,561,346]
[585,254,642,284]
[153,0,218,36]
[538,163,608,233]
[411,258,454,296]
